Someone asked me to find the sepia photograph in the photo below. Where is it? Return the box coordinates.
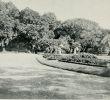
[0,0,110,99]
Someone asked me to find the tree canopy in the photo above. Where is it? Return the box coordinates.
[0,0,109,54]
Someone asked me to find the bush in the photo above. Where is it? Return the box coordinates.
[43,53,62,60]
[80,53,97,59]
[43,53,109,67]
[47,55,62,60]
[59,53,109,67]
[43,53,52,58]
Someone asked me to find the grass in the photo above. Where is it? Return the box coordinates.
[97,56,110,60]
[0,52,110,99]
[37,55,110,77]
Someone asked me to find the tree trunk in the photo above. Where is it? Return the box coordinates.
[2,47,6,52]
[74,47,79,54]
[1,38,9,52]
[74,48,77,54]
[1,40,5,52]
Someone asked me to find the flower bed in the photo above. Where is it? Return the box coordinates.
[37,55,110,77]
[43,53,109,67]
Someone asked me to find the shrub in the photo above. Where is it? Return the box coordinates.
[80,53,97,59]
[59,53,109,67]
[43,53,62,60]
[43,53,52,58]
[43,53,109,67]
[47,55,61,60]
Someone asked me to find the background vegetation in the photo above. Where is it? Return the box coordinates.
[0,1,110,55]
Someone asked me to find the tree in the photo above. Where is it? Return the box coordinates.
[5,2,20,18]
[20,7,40,24]
[55,18,102,40]
[0,0,6,11]
[0,11,16,51]
[36,12,58,39]
[16,12,57,52]
[68,39,81,54]
[41,12,57,31]
[100,34,110,54]
[80,36,98,52]
[0,1,20,51]
[54,18,102,53]
[16,23,40,52]
[0,0,106,54]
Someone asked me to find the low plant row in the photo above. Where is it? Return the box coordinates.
[43,53,62,60]
[43,53,109,67]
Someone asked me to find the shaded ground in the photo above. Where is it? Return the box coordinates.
[0,52,110,99]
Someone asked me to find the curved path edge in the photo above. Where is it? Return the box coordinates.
[36,55,110,77]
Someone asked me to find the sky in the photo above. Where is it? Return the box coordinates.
[2,0,110,29]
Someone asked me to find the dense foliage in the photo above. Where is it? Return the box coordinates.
[0,1,109,54]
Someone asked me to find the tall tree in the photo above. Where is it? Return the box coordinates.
[41,12,57,31]
[20,7,40,24]
[0,12,15,51]
[54,18,102,53]
[0,1,20,51]
[100,34,110,54]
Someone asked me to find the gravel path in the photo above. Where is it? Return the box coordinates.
[0,53,110,99]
